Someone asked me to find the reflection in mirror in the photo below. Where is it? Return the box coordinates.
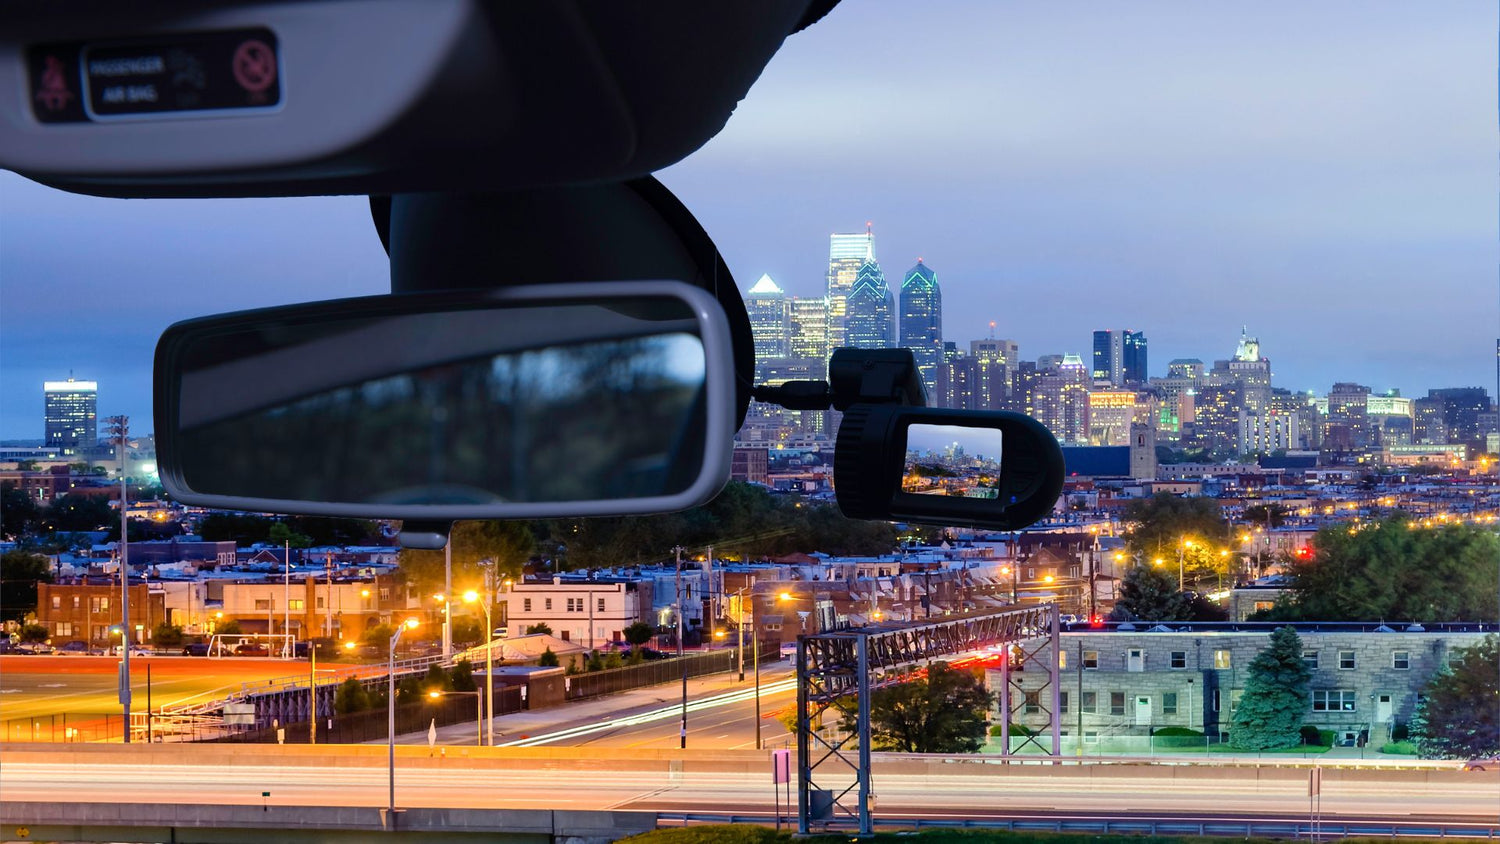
[901,423,1004,500]
[169,299,709,507]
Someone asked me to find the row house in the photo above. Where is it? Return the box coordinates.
[504,577,654,647]
[34,579,168,646]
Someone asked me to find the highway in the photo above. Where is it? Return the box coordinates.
[5,751,1500,824]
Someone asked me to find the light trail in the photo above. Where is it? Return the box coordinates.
[500,678,798,747]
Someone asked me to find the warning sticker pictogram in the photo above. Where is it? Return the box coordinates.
[34,55,74,112]
[231,39,276,96]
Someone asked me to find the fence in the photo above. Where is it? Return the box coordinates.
[3,713,129,743]
[562,646,780,701]
[213,685,524,745]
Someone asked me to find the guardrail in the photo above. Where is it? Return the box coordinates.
[657,812,1500,839]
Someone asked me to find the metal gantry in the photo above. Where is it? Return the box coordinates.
[796,603,1060,834]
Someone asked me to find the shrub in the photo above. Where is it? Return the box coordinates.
[1153,726,1205,748]
[1381,740,1419,755]
[1391,722,1410,742]
[1317,729,1337,747]
[988,723,1034,737]
[334,677,371,714]
[1299,725,1323,745]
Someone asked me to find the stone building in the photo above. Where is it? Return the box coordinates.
[992,624,1490,750]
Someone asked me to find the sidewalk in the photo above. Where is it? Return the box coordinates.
[391,660,794,746]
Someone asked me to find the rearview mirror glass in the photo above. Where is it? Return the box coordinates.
[155,282,735,520]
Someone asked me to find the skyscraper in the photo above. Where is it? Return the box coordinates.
[844,257,893,349]
[744,273,790,378]
[1091,330,1123,385]
[788,296,830,363]
[1228,327,1272,414]
[898,260,942,400]
[1123,331,1148,384]
[825,225,875,350]
[44,377,98,455]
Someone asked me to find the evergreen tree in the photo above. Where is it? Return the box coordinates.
[1110,563,1190,622]
[537,647,559,667]
[334,677,371,714]
[1412,635,1499,759]
[1228,626,1311,750]
[451,658,477,692]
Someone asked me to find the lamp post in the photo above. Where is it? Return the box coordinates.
[387,618,419,824]
[428,690,482,746]
[462,590,494,746]
[1177,539,1194,591]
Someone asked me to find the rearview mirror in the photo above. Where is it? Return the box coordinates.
[832,406,1064,531]
[154,282,735,520]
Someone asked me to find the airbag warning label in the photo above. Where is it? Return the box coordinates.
[29,28,281,123]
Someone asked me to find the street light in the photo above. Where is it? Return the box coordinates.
[388,618,419,826]
[461,590,495,746]
[1177,539,1195,591]
[428,690,482,746]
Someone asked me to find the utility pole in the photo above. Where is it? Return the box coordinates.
[675,545,687,749]
[284,538,291,657]
[442,540,452,660]
[324,552,334,638]
[107,415,131,743]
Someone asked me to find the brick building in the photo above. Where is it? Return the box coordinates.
[34,580,168,647]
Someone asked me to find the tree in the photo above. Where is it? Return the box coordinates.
[1228,627,1311,750]
[42,493,113,533]
[450,616,482,645]
[267,521,312,548]
[1123,493,1228,560]
[451,658,477,692]
[1110,563,1190,622]
[1261,519,1500,622]
[623,621,655,647]
[422,662,453,694]
[196,513,274,546]
[216,618,242,635]
[537,647,560,667]
[1,550,53,623]
[1412,636,1499,759]
[361,623,396,655]
[19,622,48,643]
[1241,504,1288,529]
[152,622,185,649]
[397,520,534,596]
[1,484,42,540]
[842,661,992,753]
[334,677,372,714]
[525,622,553,635]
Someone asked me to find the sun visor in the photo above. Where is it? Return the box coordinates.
[0,0,812,198]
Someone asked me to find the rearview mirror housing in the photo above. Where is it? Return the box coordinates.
[154,281,736,521]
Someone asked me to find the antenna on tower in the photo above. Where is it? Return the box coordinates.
[989,321,996,340]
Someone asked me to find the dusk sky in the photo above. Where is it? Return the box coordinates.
[1,1,1495,439]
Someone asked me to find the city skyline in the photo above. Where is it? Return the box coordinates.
[1,1,1495,438]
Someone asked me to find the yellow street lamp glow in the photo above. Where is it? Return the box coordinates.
[429,691,442,699]
[1182,539,1194,549]
[462,590,481,604]
[1042,575,1055,583]
[344,640,357,650]
[714,629,727,638]
[433,594,445,602]
[403,619,420,629]
[214,611,223,618]
[361,589,371,598]
[1113,553,1124,562]
[1152,558,1163,567]
[779,592,793,601]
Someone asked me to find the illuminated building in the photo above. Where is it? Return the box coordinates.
[1033,355,1090,445]
[1188,385,1240,454]
[44,377,98,456]
[1092,330,1123,385]
[1122,331,1148,385]
[744,274,790,377]
[1325,382,1372,451]
[788,296,829,363]
[1087,390,1136,446]
[898,260,943,400]
[844,257,893,349]
[825,226,874,349]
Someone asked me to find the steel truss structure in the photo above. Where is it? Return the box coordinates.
[796,604,1060,834]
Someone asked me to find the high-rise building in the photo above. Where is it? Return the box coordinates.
[1424,387,1490,455]
[1325,382,1372,451]
[1091,330,1123,386]
[898,260,943,400]
[1087,390,1136,446]
[1189,385,1241,454]
[1228,328,1272,414]
[1123,331,1148,384]
[845,258,893,349]
[745,274,790,378]
[1366,393,1414,447]
[825,225,875,350]
[1033,355,1090,445]
[44,378,98,456]
[788,297,829,363]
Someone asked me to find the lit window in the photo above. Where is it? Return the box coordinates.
[51,596,61,609]
[1083,650,1099,669]
[1213,650,1231,669]
[289,599,304,611]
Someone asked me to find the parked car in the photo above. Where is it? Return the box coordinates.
[15,641,54,654]
[1463,757,1499,771]
[182,642,211,657]
[233,642,270,657]
[57,640,95,654]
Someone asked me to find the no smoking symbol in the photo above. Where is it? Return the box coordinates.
[232,39,276,99]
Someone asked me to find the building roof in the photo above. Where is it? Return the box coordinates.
[1060,446,1131,478]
